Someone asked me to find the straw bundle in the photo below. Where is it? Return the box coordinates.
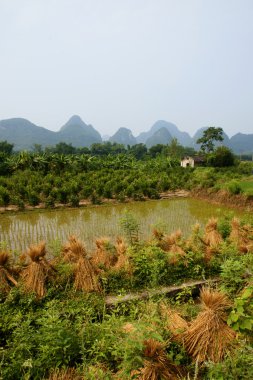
[153,228,164,241]
[132,339,179,380]
[74,256,101,292]
[21,242,53,298]
[161,230,187,265]
[183,288,235,363]
[91,237,116,269]
[161,304,188,343]
[62,235,85,263]
[0,251,18,294]
[204,218,222,248]
[229,218,253,253]
[160,230,183,251]
[202,218,223,262]
[113,237,130,271]
[167,245,186,265]
[156,230,186,264]
[62,236,101,292]
[48,367,81,380]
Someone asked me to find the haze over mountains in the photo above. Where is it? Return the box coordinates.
[0,115,252,154]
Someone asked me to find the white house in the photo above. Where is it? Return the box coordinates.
[180,156,195,168]
[180,156,205,168]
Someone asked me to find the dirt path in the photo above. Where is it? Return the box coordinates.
[105,278,220,305]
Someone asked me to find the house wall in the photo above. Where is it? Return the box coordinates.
[180,157,194,168]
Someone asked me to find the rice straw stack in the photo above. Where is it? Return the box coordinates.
[62,236,101,292]
[229,218,253,253]
[91,237,116,270]
[0,251,17,294]
[48,367,81,380]
[183,288,235,363]
[21,242,52,298]
[133,339,180,380]
[161,304,188,343]
[113,237,130,271]
[203,218,222,262]
[204,218,222,248]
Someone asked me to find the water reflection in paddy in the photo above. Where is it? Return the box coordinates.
[0,198,244,253]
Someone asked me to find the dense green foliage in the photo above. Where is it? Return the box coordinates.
[0,147,251,209]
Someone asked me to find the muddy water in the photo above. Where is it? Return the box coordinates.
[0,198,245,253]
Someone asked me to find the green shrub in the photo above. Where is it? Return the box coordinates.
[131,246,168,288]
[227,180,242,195]
[205,345,253,380]
[220,256,252,295]
[45,195,55,208]
[69,194,80,207]
[0,185,10,206]
[228,285,253,335]
[27,191,40,206]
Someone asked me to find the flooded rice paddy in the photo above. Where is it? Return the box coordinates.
[0,198,246,254]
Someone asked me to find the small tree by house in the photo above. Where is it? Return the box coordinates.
[197,127,224,153]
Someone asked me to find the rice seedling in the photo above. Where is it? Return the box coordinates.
[132,338,180,379]
[21,241,55,298]
[62,235,101,292]
[183,288,236,363]
[0,251,17,294]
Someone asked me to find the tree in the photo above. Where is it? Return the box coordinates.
[54,142,76,154]
[0,140,14,155]
[127,144,147,160]
[149,144,164,157]
[207,146,235,167]
[32,144,43,153]
[197,127,224,153]
[164,138,184,158]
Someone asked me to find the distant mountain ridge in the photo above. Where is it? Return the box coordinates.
[0,116,252,153]
[0,116,102,150]
[145,127,173,148]
[136,120,192,147]
[109,127,137,146]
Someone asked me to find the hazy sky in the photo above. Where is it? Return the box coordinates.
[1,0,253,137]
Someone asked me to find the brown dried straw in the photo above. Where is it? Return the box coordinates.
[132,339,180,379]
[21,242,54,298]
[62,235,86,262]
[161,304,188,343]
[63,236,101,292]
[204,218,222,248]
[74,256,101,292]
[229,218,253,253]
[113,237,131,271]
[0,251,18,294]
[48,367,81,380]
[91,237,116,269]
[183,288,235,363]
